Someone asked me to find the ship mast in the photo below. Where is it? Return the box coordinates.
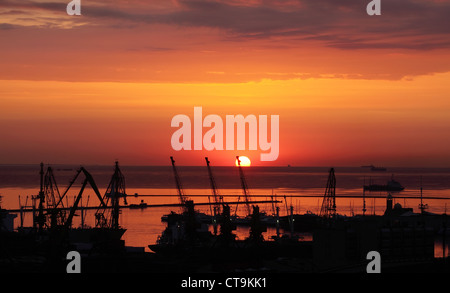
[418,176,428,214]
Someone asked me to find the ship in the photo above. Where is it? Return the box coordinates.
[129,200,148,209]
[361,164,387,171]
[364,178,404,191]
[370,165,387,172]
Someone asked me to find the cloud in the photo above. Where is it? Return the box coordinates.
[0,23,17,29]
[98,0,450,50]
[1,0,450,83]
[1,0,449,49]
[161,0,450,50]
[0,0,82,28]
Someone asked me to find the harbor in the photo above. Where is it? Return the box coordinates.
[1,161,449,273]
[2,0,450,284]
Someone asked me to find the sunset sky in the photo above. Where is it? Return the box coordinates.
[1,0,450,167]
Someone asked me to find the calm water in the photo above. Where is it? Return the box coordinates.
[1,164,449,255]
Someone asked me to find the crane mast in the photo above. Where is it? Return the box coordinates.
[320,167,336,219]
[170,156,188,206]
[100,161,127,230]
[35,163,67,231]
[236,156,252,216]
[36,162,45,231]
[205,157,223,214]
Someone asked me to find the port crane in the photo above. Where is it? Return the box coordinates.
[205,157,223,214]
[236,156,252,216]
[35,163,67,231]
[319,167,336,219]
[170,156,189,209]
[34,162,127,230]
[95,161,128,229]
[56,166,107,229]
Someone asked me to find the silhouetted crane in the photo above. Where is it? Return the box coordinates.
[236,156,252,216]
[320,168,336,219]
[205,157,223,214]
[35,163,67,231]
[57,166,107,229]
[170,156,189,207]
[96,161,128,229]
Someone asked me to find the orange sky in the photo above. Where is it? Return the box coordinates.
[1,0,450,167]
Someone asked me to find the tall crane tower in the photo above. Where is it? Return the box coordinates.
[36,162,45,231]
[35,163,67,231]
[236,156,252,216]
[320,168,336,219]
[205,157,223,214]
[99,161,128,230]
[170,156,188,207]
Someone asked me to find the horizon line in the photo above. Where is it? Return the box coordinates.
[0,163,449,169]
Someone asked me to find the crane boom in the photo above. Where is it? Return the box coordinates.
[236,156,252,216]
[320,168,336,219]
[205,157,223,213]
[56,167,106,209]
[170,156,188,205]
[59,166,108,228]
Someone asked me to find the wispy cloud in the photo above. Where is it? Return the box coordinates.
[1,0,449,49]
[0,0,85,28]
[1,0,450,83]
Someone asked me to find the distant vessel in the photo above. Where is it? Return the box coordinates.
[364,178,404,191]
[370,166,386,172]
[129,200,148,209]
[361,165,387,171]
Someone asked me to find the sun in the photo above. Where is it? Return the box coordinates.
[235,156,251,167]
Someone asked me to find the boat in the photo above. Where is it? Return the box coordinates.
[129,200,148,209]
[364,178,404,191]
[361,164,386,171]
[371,166,387,172]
